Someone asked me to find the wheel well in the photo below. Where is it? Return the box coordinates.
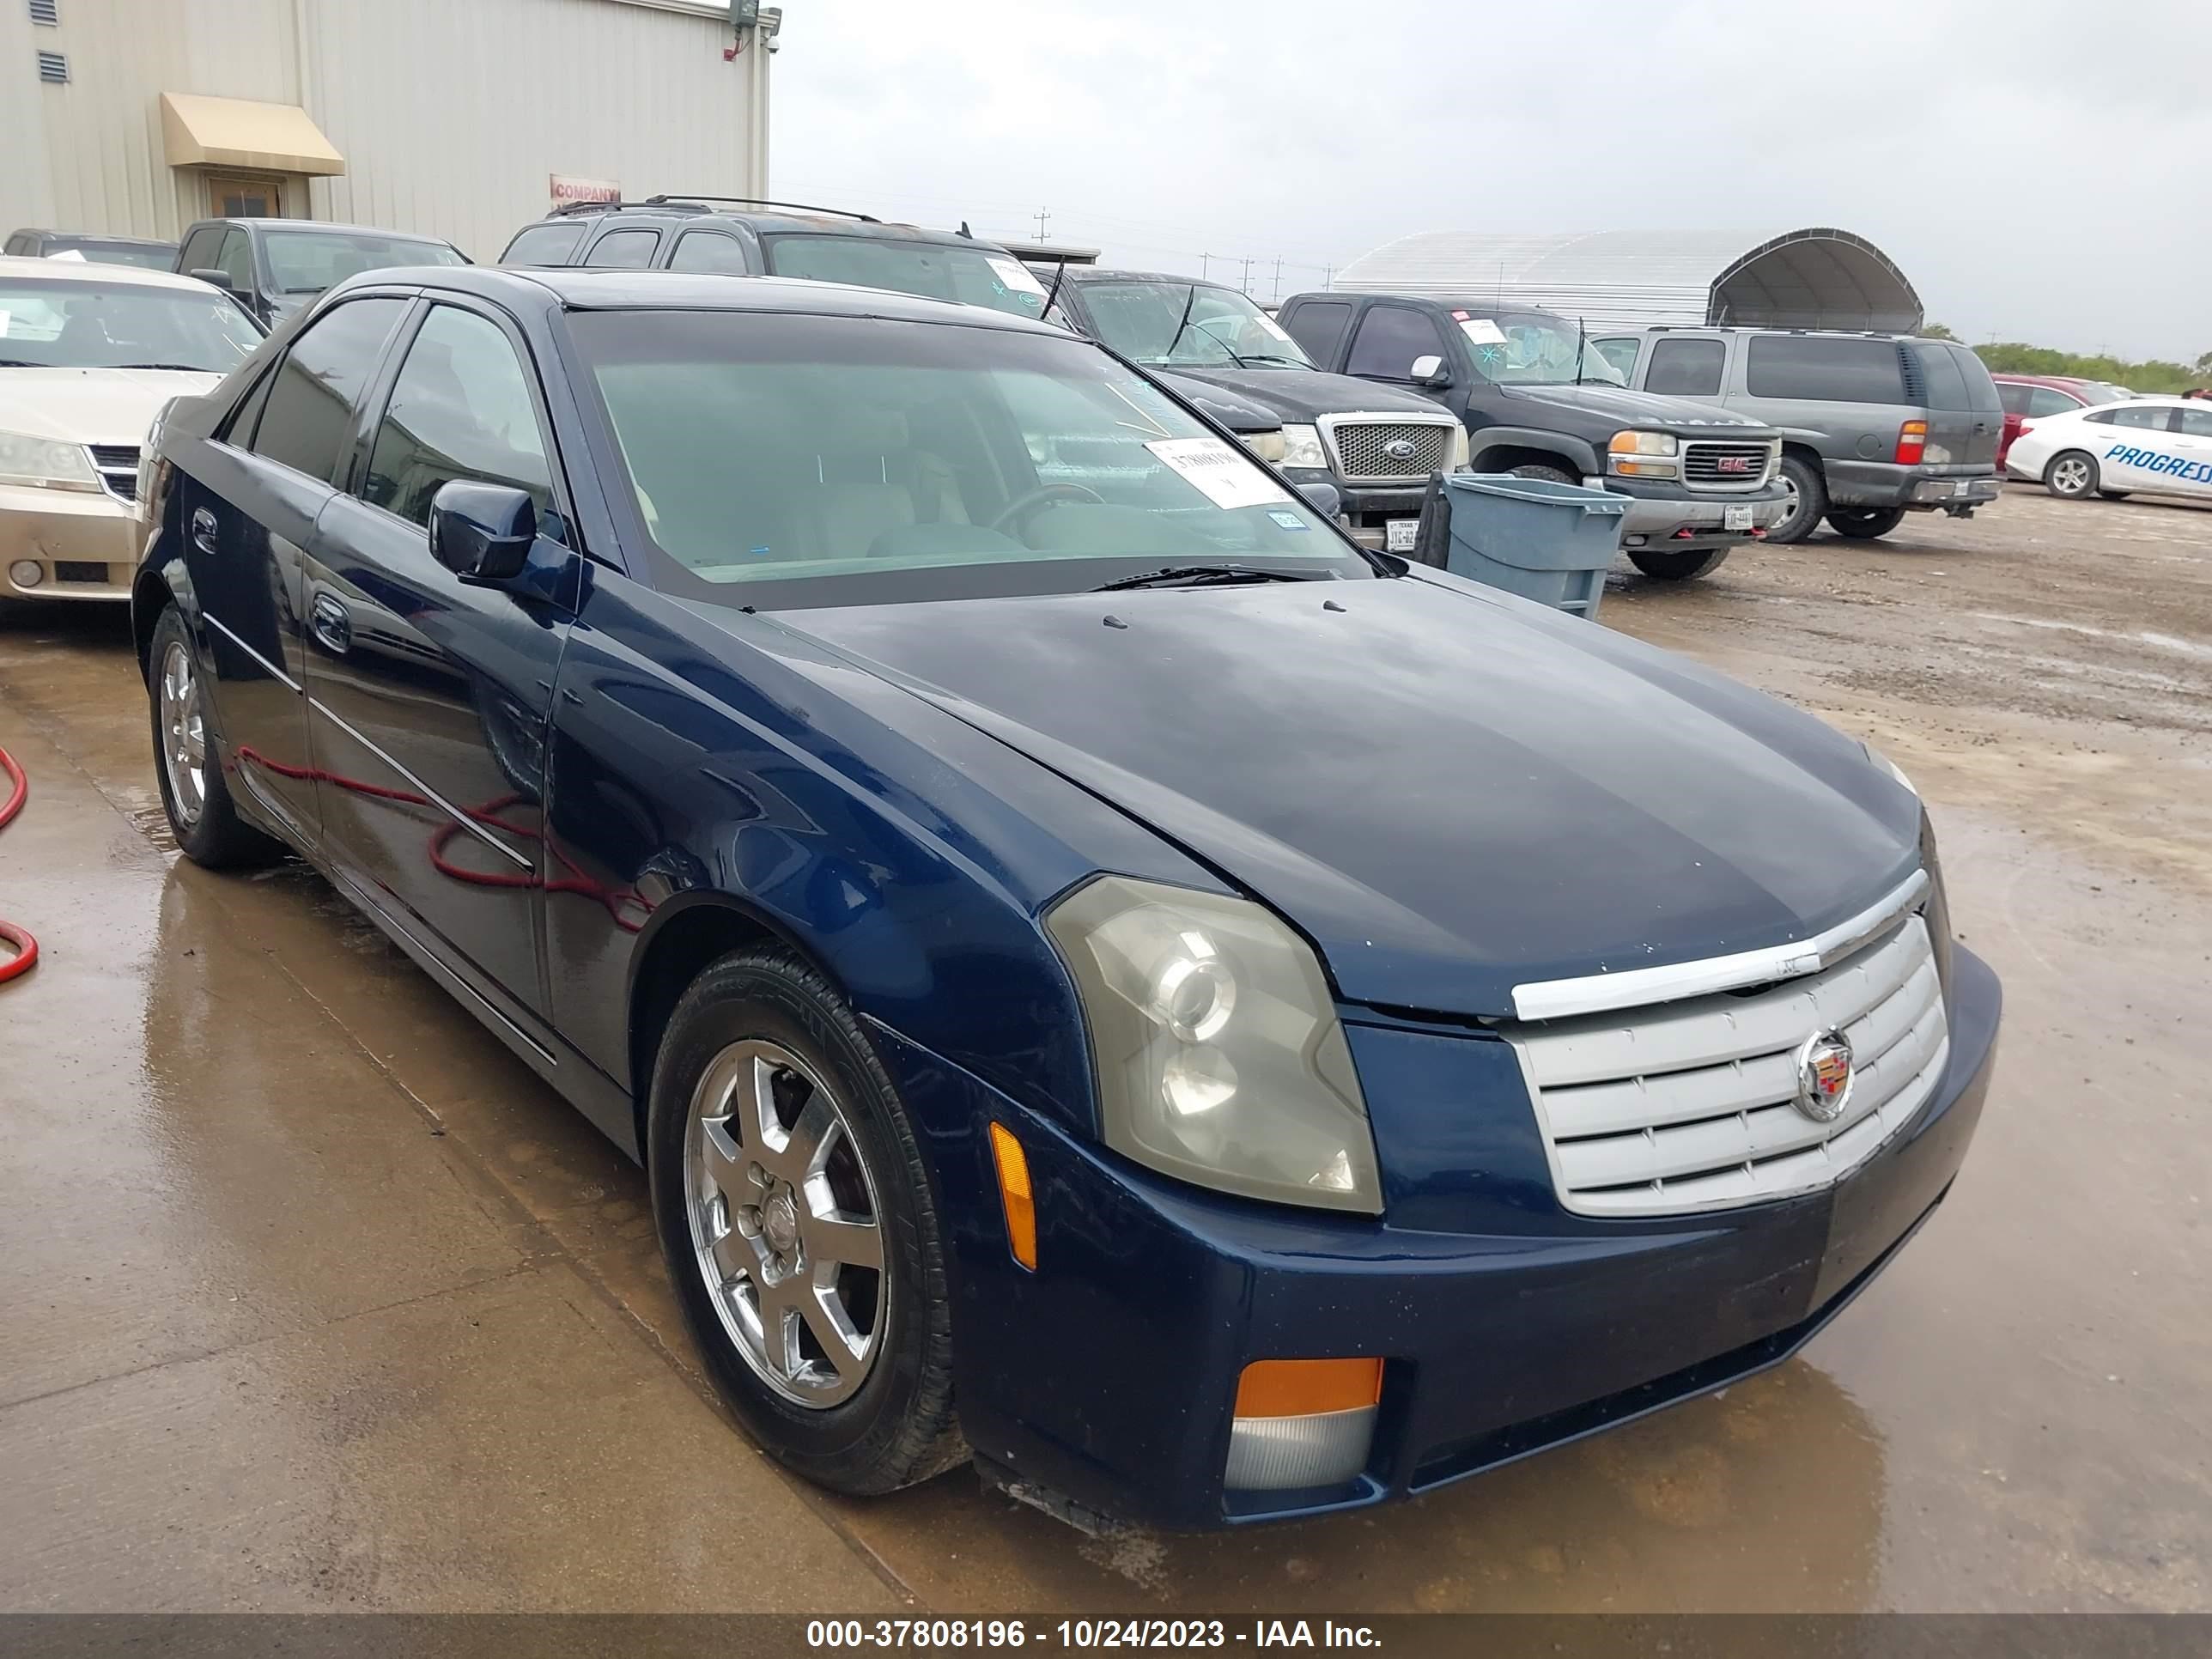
[1469,442,1581,477]
[627,900,779,1148]
[1779,441,1825,477]
[131,568,173,684]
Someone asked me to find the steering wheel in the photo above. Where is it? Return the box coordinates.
[989,482,1104,535]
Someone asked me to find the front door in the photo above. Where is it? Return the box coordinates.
[301,298,576,1018]
[183,294,410,843]
[205,173,282,218]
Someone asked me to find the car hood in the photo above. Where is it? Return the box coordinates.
[0,367,224,443]
[1162,366,1449,424]
[773,575,1922,1018]
[1151,371,1281,434]
[1500,380,1775,434]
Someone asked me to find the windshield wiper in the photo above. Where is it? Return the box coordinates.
[1158,284,1201,364]
[1091,563,1325,592]
[0,358,43,368]
[1235,352,1306,368]
[113,362,210,372]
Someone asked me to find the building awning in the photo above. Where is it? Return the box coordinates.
[159,93,345,177]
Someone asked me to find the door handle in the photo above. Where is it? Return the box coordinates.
[191,507,218,556]
[309,592,352,654]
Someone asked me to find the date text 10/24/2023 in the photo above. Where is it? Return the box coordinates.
[805,1620,1382,1649]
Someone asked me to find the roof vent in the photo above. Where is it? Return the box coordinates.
[36,48,68,82]
[29,0,59,25]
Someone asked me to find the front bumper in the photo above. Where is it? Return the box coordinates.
[2,486,139,601]
[1597,477,1790,550]
[1281,465,1430,550]
[875,945,1999,1531]
[1825,460,2002,512]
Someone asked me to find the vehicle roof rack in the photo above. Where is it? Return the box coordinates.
[642,194,881,223]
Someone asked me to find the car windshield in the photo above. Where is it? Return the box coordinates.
[572,308,1367,610]
[42,240,176,271]
[0,277,261,371]
[262,229,466,293]
[2074,381,2131,406]
[1079,282,1315,370]
[760,234,1048,320]
[1460,311,1626,386]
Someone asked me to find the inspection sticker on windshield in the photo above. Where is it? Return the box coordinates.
[987,257,1047,296]
[1455,316,1506,345]
[1146,437,1291,509]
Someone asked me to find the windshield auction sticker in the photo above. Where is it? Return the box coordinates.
[987,257,1047,295]
[1146,437,1292,508]
[1456,317,1507,345]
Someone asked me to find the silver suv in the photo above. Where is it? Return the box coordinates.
[1592,327,2003,544]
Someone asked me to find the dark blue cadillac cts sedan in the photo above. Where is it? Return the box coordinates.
[133,267,2000,1530]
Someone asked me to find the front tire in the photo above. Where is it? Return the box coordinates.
[647,945,963,1495]
[1825,507,1906,540]
[147,605,283,869]
[2046,450,2099,499]
[1506,462,1579,486]
[2099,489,2130,501]
[1767,455,1826,544]
[1626,544,1731,580]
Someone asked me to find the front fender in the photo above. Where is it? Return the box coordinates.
[1465,425,1603,476]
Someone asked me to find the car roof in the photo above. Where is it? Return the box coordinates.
[338,265,1065,333]
[15,228,175,246]
[547,203,989,249]
[189,216,459,246]
[1054,266,1238,292]
[0,253,221,292]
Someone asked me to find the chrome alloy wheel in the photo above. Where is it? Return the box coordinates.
[2050,454,2092,496]
[158,640,207,827]
[1778,471,1802,526]
[684,1039,885,1407]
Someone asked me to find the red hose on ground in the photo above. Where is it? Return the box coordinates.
[0,742,37,984]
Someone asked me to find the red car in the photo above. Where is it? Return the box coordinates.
[1991,374,2133,467]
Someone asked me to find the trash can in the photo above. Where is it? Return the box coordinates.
[1422,472,1627,619]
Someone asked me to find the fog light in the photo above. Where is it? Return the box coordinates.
[1224,1358,1381,1492]
[8,561,43,589]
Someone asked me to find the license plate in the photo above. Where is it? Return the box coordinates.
[1954,481,1975,497]
[1723,505,1753,531]
[1385,518,1419,553]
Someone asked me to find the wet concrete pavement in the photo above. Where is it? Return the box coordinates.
[0,487,2206,1611]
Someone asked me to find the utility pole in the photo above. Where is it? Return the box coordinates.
[1272,256,1284,302]
[1239,256,1253,293]
[1033,207,1050,242]
[1322,264,1334,289]
[1200,252,1212,279]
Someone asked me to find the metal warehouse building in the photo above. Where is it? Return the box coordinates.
[1334,228,1924,335]
[0,0,779,261]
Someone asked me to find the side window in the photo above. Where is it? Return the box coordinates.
[499,220,589,267]
[2026,386,2080,418]
[3,234,26,257]
[361,306,553,529]
[2178,409,2212,438]
[1280,301,1353,368]
[178,227,221,272]
[1744,336,1906,404]
[1346,305,1448,380]
[1996,382,2033,416]
[222,364,279,447]
[1910,343,1971,410]
[1593,337,1642,380]
[1646,337,1725,398]
[248,297,408,483]
[216,229,254,290]
[583,228,659,269]
[2112,404,2174,430]
[2083,410,2116,426]
[667,231,750,275]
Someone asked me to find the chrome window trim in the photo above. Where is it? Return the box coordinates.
[204,611,301,693]
[1510,867,1929,1022]
[307,696,533,871]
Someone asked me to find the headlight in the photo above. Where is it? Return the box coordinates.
[1863,742,1917,797]
[1239,428,1287,465]
[1278,423,1328,471]
[1607,429,1679,478]
[0,430,100,492]
[1446,424,1470,471]
[1045,876,1382,1214]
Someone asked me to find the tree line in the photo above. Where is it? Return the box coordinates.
[1923,325,2211,393]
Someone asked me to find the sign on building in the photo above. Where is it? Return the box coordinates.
[550,174,620,210]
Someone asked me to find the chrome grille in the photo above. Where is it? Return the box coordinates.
[1326,420,1452,482]
[1504,915,1948,1218]
[1682,440,1775,489]
[88,444,141,501]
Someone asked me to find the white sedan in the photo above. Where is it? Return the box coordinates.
[2005,395,2212,504]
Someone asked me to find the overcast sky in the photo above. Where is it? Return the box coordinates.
[772,0,2209,363]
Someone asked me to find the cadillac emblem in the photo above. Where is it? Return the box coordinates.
[1794,1029,1855,1123]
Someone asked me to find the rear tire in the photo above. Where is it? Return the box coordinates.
[647,945,963,1496]
[147,605,283,869]
[2045,450,2099,499]
[1767,455,1826,544]
[1825,507,1906,540]
[1626,545,1731,580]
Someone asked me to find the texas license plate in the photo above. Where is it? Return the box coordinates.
[1385,519,1419,553]
[1723,505,1754,531]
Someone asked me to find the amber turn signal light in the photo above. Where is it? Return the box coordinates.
[1233,1357,1383,1419]
[988,1121,1036,1271]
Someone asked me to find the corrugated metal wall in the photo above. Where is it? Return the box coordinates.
[2,0,767,260]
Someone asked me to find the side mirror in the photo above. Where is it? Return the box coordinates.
[1408,354,1449,387]
[1294,480,1341,520]
[189,267,243,295]
[429,480,538,582]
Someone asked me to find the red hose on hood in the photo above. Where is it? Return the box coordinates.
[0,742,37,983]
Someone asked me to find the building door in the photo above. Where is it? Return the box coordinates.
[206,173,281,216]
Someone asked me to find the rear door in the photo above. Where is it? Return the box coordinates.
[2171,406,2212,498]
[1643,335,1729,404]
[301,296,578,1017]
[1908,342,2002,469]
[180,294,410,842]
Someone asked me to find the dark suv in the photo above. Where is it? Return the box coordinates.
[1279,293,1785,580]
[175,217,467,327]
[4,228,177,270]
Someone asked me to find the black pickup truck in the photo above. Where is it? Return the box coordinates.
[1277,293,1789,579]
[1035,267,1466,550]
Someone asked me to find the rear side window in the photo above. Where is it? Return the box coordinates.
[668,231,750,275]
[362,305,553,526]
[1910,343,1970,410]
[1346,305,1448,380]
[1281,301,1353,367]
[1646,337,1725,398]
[584,228,660,269]
[247,296,408,483]
[1745,335,1905,404]
[2027,386,2081,417]
[501,221,588,267]
[1592,337,1641,379]
[2178,409,2212,438]
[2089,405,2175,430]
[1996,382,2033,416]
